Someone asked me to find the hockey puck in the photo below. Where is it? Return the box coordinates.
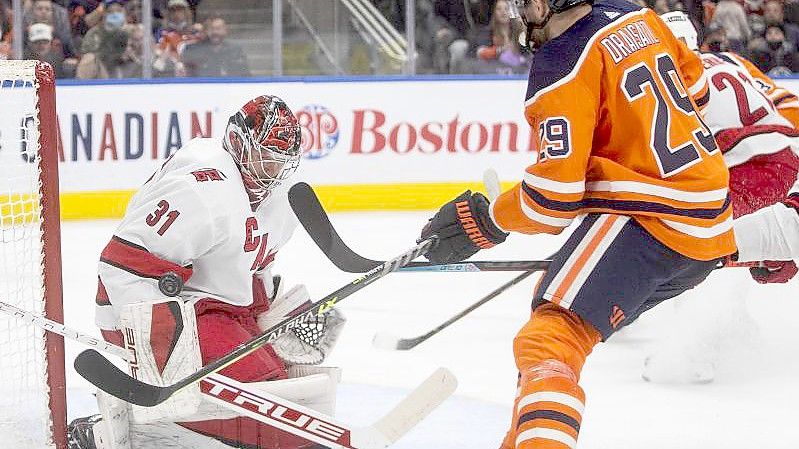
[158,272,184,297]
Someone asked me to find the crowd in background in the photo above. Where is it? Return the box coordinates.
[0,0,249,78]
[374,0,799,76]
[1,0,798,79]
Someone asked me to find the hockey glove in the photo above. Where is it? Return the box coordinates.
[257,283,346,365]
[749,260,798,284]
[420,190,508,264]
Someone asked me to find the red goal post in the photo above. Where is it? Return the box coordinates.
[0,60,67,449]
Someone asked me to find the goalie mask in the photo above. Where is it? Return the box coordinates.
[223,95,301,201]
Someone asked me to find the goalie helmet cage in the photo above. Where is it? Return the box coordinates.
[0,61,67,449]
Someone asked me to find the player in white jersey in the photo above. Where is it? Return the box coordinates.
[641,12,799,383]
[68,95,345,449]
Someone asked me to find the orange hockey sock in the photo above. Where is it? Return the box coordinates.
[502,304,601,449]
[513,360,584,449]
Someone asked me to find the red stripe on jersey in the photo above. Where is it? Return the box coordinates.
[100,236,193,282]
[715,124,799,154]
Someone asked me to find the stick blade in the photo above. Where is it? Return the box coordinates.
[288,182,380,273]
[372,332,425,351]
[370,368,457,445]
[74,349,171,407]
[371,332,401,350]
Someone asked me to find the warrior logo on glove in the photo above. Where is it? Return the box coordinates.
[420,191,508,264]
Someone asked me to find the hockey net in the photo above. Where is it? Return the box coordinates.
[0,61,66,449]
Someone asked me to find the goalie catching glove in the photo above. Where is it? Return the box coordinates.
[421,190,508,264]
[258,277,346,366]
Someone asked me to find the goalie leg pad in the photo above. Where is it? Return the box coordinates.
[118,299,203,423]
[91,390,132,449]
[130,421,235,449]
[177,366,340,448]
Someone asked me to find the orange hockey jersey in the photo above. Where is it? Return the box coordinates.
[490,0,735,260]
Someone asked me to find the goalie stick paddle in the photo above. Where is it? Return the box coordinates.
[74,188,436,407]
[373,269,537,350]
[289,181,551,273]
[0,300,457,449]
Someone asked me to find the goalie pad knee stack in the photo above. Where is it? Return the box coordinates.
[118,299,203,423]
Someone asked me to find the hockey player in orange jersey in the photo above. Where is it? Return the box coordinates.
[419,0,736,448]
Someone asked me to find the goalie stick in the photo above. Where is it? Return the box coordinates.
[73,183,435,408]
[0,300,456,449]
[289,181,551,273]
[373,269,537,350]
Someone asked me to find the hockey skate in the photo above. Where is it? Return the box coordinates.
[68,415,102,449]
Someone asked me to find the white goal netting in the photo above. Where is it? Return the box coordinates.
[0,60,61,449]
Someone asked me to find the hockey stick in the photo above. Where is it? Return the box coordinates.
[73,184,436,408]
[0,300,456,449]
[290,181,551,273]
[371,171,539,349]
[373,269,537,350]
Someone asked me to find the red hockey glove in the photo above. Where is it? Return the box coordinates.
[749,260,798,284]
[420,190,509,264]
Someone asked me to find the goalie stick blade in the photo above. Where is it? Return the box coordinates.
[74,349,172,407]
[365,368,457,446]
[289,182,381,272]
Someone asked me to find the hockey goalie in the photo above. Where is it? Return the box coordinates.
[68,95,346,449]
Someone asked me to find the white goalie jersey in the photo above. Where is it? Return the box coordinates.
[95,137,299,331]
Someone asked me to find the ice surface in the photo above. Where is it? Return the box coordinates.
[60,213,799,449]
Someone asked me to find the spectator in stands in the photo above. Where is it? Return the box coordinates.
[653,0,672,14]
[125,0,142,24]
[763,0,799,49]
[24,0,76,57]
[76,0,128,78]
[24,23,71,77]
[181,16,249,77]
[0,2,12,59]
[471,0,528,74]
[711,0,751,54]
[67,0,103,46]
[432,0,484,74]
[700,22,730,53]
[157,0,202,76]
[750,24,799,74]
[116,23,175,77]
[786,0,799,28]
